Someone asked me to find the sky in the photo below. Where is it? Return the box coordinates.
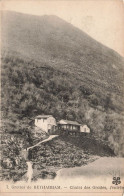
[1,0,124,57]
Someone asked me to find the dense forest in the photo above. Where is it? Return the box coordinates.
[1,56,124,156]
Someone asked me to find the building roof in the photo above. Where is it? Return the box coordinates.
[35,115,53,119]
[58,119,81,126]
[80,124,87,127]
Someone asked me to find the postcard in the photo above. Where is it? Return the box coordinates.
[0,0,124,196]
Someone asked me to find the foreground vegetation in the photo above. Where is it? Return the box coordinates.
[1,134,115,181]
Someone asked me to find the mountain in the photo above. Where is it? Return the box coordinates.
[2,11,124,101]
[1,11,124,156]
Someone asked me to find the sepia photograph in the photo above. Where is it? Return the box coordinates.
[0,0,124,195]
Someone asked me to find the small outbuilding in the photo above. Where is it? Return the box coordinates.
[80,124,90,133]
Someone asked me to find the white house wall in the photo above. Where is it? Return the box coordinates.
[35,117,56,133]
[80,125,90,133]
[47,117,56,126]
[35,118,48,132]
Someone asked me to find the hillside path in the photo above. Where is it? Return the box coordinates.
[27,135,58,151]
[25,135,58,183]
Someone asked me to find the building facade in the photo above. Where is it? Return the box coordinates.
[58,119,90,133]
[58,119,80,132]
[35,115,56,133]
[80,125,90,133]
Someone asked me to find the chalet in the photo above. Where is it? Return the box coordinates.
[58,119,90,133]
[35,115,56,133]
[58,119,80,132]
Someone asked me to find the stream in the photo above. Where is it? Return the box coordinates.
[25,135,58,182]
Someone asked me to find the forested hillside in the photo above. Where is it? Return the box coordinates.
[1,56,124,156]
[2,11,124,106]
[1,11,124,156]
